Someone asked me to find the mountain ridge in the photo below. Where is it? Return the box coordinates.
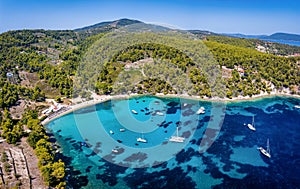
[224,32,300,42]
[76,18,300,42]
[75,18,142,31]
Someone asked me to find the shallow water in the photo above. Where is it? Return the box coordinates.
[46,96,300,189]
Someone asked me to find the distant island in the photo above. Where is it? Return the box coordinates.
[0,18,299,188]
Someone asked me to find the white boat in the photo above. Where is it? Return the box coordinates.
[169,127,185,143]
[247,116,256,131]
[112,149,118,153]
[137,133,147,143]
[196,107,205,114]
[109,130,114,134]
[119,128,125,132]
[131,109,138,114]
[156,111,164,116]
[294,105,300,109]
[258,139,271,158]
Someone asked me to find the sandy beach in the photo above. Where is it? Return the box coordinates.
[41,90,300,126]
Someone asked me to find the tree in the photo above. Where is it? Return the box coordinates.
[55,96,62,103]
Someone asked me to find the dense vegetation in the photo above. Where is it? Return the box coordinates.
[207,35,300,56]
[95,42,200,95]
[204,41,299,97]
[92,37,299,98]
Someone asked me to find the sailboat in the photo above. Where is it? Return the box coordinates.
[258,138,271,158]
[196,107,205,114]
[137,132,147,143]
[169,127,185,143]
[247,116,256,131]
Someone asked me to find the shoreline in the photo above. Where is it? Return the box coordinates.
[41,92,300,125]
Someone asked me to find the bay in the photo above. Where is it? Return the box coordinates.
[45,96,300,189]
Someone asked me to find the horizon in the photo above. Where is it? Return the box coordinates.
[0,0,300,35]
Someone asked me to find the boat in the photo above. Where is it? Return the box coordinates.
[119,128,125,132]
[112,149,119,153]
[196,107,205,114]
[258,139,271,158]
[294,105,300,109]
[169,127,185,143]
[80,142,88,147]
[109,130,114,134]
[131,109,138,114]
[137,133,147,143]
[247,116,256,131]
[156,111,164,116]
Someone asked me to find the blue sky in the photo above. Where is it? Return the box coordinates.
[0,0,299,34]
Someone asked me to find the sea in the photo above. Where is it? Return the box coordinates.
[263,39,300,47]
[45,96,300,189]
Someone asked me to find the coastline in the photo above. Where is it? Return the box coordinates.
[41,92,300,125]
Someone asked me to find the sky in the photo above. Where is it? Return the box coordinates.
[0,0,300,35]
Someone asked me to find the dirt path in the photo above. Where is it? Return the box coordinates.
[20,138,47,189]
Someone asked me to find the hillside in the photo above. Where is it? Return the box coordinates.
[206,35,300,56]
[75,18,142,38]
[0,18,299,111]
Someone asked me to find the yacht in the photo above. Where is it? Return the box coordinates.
[112,149,119,153]
[137,133,147,143]
[258,139,271,158]
[169,127,185,143]
[156,111,164,116]
[247,116,256,131]
[131,109,138,114]
[109,130,114,134]
[294,105,300,109]
[196,107,205,114]
[120,128,125,132]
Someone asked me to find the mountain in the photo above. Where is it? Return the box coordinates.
[75,18,143,31]
[75,18,300,43]
[188,30,219,39]
[75,18,143,37]
[225,32,300,42]
[264,32,300,41]
[224,33,267,39]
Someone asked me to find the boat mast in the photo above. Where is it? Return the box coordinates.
[267,139,270,153]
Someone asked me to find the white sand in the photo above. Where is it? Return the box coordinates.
[41,91,300,125]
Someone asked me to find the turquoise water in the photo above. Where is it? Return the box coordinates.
[46,96,300,189]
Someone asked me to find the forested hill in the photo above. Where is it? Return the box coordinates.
[74,18,142,38]
[0,19,299,110]
[206,35,300,56]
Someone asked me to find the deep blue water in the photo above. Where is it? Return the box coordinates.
[262,39,300,47]
[46,96,300,189]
